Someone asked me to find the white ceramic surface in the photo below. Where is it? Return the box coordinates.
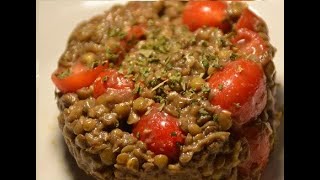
[36,1,284,180]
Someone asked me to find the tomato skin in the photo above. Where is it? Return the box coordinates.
[51,62,108,93]
[231,28,270,65]
[208,59,267,126]
[182,1,228,31]
[236,8,264,32]
[132,105,185,160]
[93,69,134,98]
[126,25,146,42]
[238,124,271,175]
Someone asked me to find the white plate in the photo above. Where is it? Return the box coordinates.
[36,1,284,180]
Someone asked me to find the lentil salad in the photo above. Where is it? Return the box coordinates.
[51,1,282,180]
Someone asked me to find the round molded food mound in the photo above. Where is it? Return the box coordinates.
[52,1,281,180]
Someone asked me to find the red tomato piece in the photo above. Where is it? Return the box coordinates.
[51,62,108,93]
[231,28,271,65]
[126,25,146,42]
[238,124,271,176]
[182,1,228,31]
[132,105,185,160]
[236,8,264,32]
[208,59,267,126]
[93,69,134,98]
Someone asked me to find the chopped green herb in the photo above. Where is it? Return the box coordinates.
[127,66,134,74]
[184,88,196,97]
[189,36,196,45]
[140,67,149,77]
[171,131,177,137]
[166,63,173,69]
[154,95,166,104]
[143,36,170,53]
[138,49,153,58]
[88,61,99,69]
[220,39,226,47]
[200,40,209,47]
[230,53,238,60]
[148,58,160,63]
[234,103,241,108]
[57,69,71,79]
[202,58,209,68]
[106,48,119,61]
[199,108,209,116]
[108,28,126,39]
[212,114,219,121]
[102,76,108,82]
[201,84,211,93]
[169,72,181,83]
[212,63,223,69]
[149,79,159,87]
[133,83,142,95]
[147,19,155,26]
[190,99,198,104]
[218,84,224,91]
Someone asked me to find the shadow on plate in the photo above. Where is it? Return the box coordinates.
[61,136,95,180]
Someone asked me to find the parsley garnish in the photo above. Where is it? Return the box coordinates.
[212,114,219,121]
[171,132,177,137]
[102,76,108,82]
[201,84,211,93]
[138,49,153,58]
[106,48,119,61]
[140,67,149,77]
[218,84,224,91]
[200,40,209,47]
[202,58,209,68]
[108,28,126,39]
[88,61,99,69]
[133,83,142,95]
[230,53,238,60]
[169,72,182,83]
[220,39,226,47]
[57,69,71,79]
[199,108,209,116]
[154,95,166,104]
